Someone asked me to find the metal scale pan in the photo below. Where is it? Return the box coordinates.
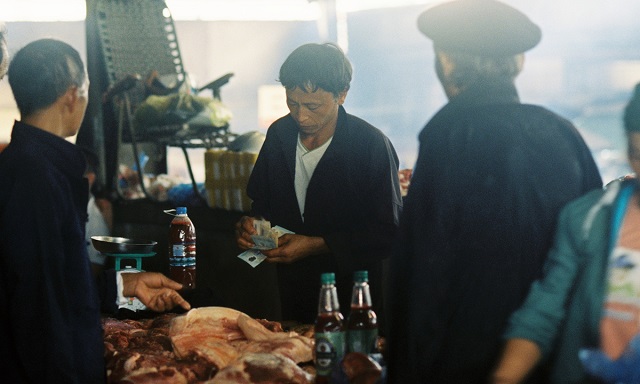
[90,236,157,270]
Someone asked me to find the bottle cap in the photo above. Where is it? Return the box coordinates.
[321,272,336,285]
[354,270,368,282]
[176,207,187,215]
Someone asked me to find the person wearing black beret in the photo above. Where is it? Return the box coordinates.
[386,0,603,383]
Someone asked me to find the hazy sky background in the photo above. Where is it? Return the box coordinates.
[1,0,639,182]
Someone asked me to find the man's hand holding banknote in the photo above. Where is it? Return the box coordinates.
[235,216,329,266]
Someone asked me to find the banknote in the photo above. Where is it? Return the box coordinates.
[272,225,294,237]
[250,219,281,250]
[251,234,278,250]
[237,220,294,267]
[237,249,267,268]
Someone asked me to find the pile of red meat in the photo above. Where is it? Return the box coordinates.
[102,307,315,384]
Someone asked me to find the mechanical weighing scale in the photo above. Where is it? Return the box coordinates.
[91,236,158,312]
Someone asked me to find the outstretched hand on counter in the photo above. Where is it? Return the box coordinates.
[121,272,191,312]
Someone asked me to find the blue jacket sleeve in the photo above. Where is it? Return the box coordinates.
[503,196,595,356]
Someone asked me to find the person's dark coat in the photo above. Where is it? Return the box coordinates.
[247,106,403,325]
[387,77,603,383]
[0,121,117,383]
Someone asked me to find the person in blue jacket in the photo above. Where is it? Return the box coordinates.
[493,83,640,384]
[0,38,190,384]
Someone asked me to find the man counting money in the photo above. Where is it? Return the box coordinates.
[235,43,402,328]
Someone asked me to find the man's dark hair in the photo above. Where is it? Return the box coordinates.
[8,38,86,116]
[278,42,352,97]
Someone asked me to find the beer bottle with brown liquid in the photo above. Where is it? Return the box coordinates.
[346,270,378,354]
[168,206,196,290]
[314,272,345,383]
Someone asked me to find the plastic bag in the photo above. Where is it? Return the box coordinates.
[133,93,231,128]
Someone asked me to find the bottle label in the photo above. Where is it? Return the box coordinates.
[347,329,378,354]
[315,331,345,377]
[170,242,196,267]
[172,244,186,257]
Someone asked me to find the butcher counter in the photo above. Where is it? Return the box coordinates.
[102,307,385,384]
[108,198,282,321]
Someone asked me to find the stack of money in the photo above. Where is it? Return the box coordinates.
[250,219,279,250]
[237,221,294,268]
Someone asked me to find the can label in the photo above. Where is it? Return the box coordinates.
[315,331,345,377]
[347,329,378,354]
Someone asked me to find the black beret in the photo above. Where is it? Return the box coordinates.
[417,0,541,57]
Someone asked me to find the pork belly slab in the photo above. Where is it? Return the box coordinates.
[236,313,313,364]
[169,306,313,369]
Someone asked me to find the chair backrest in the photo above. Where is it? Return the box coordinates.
[80,0,191,196]
[94,0,186,88]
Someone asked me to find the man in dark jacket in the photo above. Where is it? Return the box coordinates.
[0,38,190,384]
[386,1,603,383]
[235,43,402,325]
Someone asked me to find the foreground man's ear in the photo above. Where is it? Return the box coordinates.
[0,24,8,80]
[435,50,460,99]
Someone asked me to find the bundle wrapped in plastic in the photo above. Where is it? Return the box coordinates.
[133,93,232,128]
